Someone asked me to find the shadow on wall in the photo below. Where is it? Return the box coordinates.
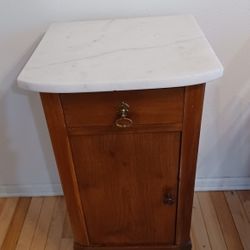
[198,39,250,179]
[0,84,18,193]
[0,34,61,195]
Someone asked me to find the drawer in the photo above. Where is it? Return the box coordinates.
[60,88,184,128]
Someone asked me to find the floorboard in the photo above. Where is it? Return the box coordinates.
[225,191,250,250]
[0,191,249,250]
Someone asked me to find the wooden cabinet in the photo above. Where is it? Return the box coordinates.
[17,14,222,250]
[41,84,205,250]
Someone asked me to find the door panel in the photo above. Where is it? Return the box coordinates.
[70,132,180,245]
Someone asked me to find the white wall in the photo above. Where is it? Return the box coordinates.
[0,0,250,196]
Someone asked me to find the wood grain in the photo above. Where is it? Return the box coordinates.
[0,198,19,248]
[67,123,182,136]
[63,214,73,239]
[198,192,227,250]
[191,193,211,250]
[74,243,191,250]
[211,192,243,250]
[225,191,250,250]
[41,93,89,245]
[16,197,44,250]
[60,238,74,250]
[70,132,180,245]
[30,197,57,250]
[45,196,67,250]
[42,85,205,249]
[60,88,184,128]
[238,190,250,222]
[1,198,31,250]
[0,198,6,216]
[189,230,196,250]
[0,192,249,250]
[175,84,205,244]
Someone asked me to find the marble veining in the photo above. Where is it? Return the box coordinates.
[17,15,223,93]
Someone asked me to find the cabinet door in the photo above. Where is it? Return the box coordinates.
[70,131,180,246]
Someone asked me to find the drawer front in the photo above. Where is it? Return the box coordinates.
[60,88,184,128]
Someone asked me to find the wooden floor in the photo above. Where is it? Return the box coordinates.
[0,191,249,250]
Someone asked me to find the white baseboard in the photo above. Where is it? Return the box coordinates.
[195,177,250,191]
[0,184,63,197]
[0,177,249,197]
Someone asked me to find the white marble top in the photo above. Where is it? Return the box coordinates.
[17,15,223,93]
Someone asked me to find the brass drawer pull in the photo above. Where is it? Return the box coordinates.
[115,102,133,128]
